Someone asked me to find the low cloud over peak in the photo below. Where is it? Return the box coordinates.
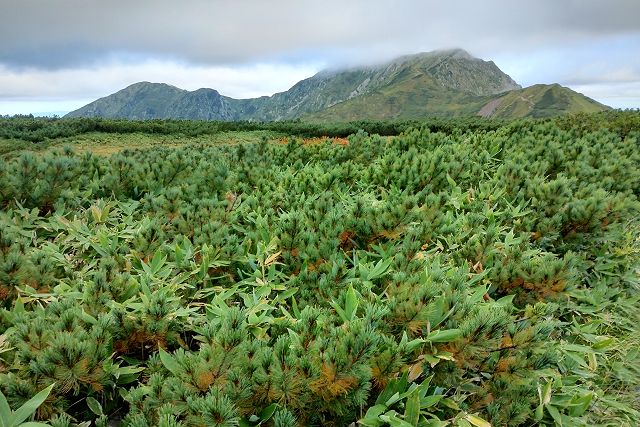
[1,0,639,114]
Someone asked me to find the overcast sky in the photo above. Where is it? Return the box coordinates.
[1,0,639,115]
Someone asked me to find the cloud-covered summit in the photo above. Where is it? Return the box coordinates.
[1,0,638,114]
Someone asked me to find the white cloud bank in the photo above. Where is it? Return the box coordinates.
[1,0,638,114]
[0,60,322,115]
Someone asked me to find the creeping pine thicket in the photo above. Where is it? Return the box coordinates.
[0,114,638,426]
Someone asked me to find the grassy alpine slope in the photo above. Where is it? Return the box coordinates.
[477,84,609,119]
[64,49,608,122]
[0,113,638,426]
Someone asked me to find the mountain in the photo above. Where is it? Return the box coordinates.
[65,82,236,120]
[477,83,609,118]
[66,49,608,120]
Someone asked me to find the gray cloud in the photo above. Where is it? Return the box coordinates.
[2,0,639,69]
[1,0,639,112]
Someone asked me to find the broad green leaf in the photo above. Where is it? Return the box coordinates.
[79,310,98,325]
[385,392,401,407]
[495,294,515,307]
[158,348,180,376]
[258,403,278,421]
[0,389,11,427]
[467,269,490,286]
[275,287,298,301]
[539,381,552,405]
[363,404,388,419]
[358,417,384,427]
[418,375,433,398]
[114,365,145,376]
[86,397,103,416]
[13,298,25,315]
[150,250,167,274]
[359,403,387,426]
[400,331,425,354]
[291,296,300,317]
[563,344,594,353]
[568,393,593,417]
[592,338,613,350]
[381,413,413,427]
[345,284,359,321]
[469,285,488,304]
[464,414,491,427]
[441,398,460,411]
[534,403,544,421]
[425,296,449,327]
[398,383,419,401]
[404,390,420,425]
[546,405,563,426]
[367,259,391,281]
[587,352,597,371]
[420,395,443,408]
[10,383,55,426]
[15,423,52,427]
[329,300,348,323]
[426,329,462,343]
[423,355,441,367]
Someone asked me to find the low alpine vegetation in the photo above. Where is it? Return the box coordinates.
[0,113,638,426]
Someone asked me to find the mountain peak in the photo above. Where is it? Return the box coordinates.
[423,48,473,59]
[66,49,607,121]
[446,48,473,59]
[395,48,474,64]
[125,81,182,90]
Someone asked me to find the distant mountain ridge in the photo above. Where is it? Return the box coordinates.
[66,49,608,120]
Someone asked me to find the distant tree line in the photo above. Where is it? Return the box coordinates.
[0,116,509,143]
[1,110,639,144]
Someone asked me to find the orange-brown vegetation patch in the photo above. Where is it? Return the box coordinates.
[274,137,349,146]
[338,230,356,249]
[311,363,358,401]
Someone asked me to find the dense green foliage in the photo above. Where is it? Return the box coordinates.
[0,115,506,145]
[0,113,638,426]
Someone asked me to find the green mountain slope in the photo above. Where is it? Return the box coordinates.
[65,82,236,120]
[303,74,490,121]
[232,49,521,120]
[66,49,608,121]
[477,84,610,118]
